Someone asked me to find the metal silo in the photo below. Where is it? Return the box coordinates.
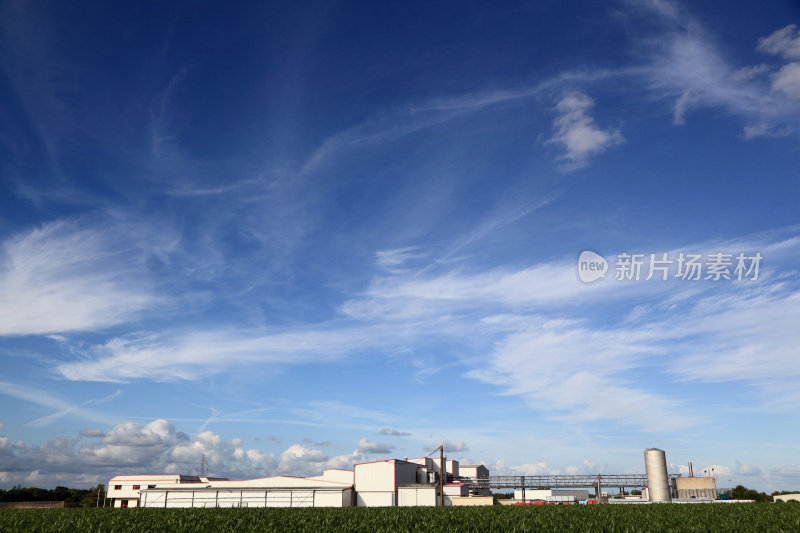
[644,448,671,502]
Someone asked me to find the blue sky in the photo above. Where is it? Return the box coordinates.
[1,0,799,491]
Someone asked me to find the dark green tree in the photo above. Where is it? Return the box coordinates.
[730,485,772,502]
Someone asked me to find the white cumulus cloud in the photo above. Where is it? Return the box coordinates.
[357,439,395,454]
[770,63,800,100]
[547,91,624,169]
[0,420,396,487]
[757,25,800,60]
[429,439,469,452]
[378,428,411,437]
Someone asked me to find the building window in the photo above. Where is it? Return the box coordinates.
[148,485,156,489]
[132,485,140,490]
[114,485,122,490]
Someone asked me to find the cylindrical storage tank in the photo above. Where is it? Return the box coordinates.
[644,448,671,502]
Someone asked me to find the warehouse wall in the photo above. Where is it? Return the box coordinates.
[398,487,437,506]
[676,477,716,500]
[356,491,395,507]
[141,488,350,508]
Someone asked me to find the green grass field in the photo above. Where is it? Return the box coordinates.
[2,504,800,532]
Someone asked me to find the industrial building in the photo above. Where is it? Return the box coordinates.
[675,476,717,500]
[107,447,730,508]
[513,489,590,502]
[107,475,212,508]
[139,471,355,508]
[460,464,491,496]
[108,457,492,508]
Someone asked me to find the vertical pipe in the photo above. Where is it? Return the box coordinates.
[596,475,601,504]
[439,446,445,507]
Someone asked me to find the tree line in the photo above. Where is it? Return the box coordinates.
[0,485,105,507]
[728,485,800,503]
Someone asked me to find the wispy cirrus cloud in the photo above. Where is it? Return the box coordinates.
[374,247,424,274]
[634,2,800,137]
[0,380,119,427]
[353,229,800,431]
[340,255,636,323]
[0,217,165,336]
[299,69,623,175]
[55,326,390,382]
[667,287,800,388]
[46,218,800,433]
[27,389,122,428]
[297,4,800,164]
[465,314,699,432]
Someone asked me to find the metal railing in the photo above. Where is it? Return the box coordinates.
[456,474,682,490]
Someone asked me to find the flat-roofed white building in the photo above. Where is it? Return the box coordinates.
[436,458,459,480]
[139,471,354,508]
[459,464,490,496]
[307,468,355,485]
[107,474,206,508]
[354,459,421,507]
[459,464,489,479]
[408,457,459,482]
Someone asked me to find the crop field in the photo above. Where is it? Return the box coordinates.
[2,504,800,532]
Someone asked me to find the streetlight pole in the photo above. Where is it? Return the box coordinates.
[439,445,445,507]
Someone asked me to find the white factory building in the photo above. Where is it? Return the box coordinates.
[107,475,208,508]
[513,489,590,503]
[107,457,492,508]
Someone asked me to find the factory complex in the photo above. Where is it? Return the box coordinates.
[108,457,491,508]
[106,449,728,508]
